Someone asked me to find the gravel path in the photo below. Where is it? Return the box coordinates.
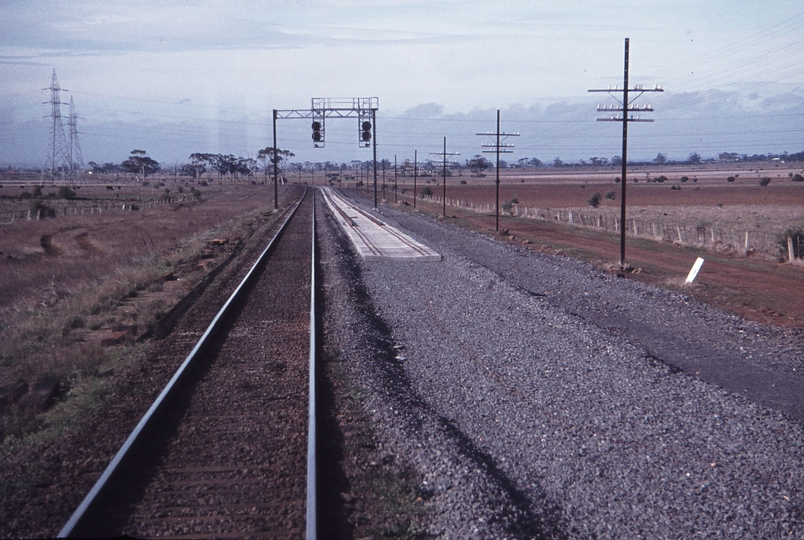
[323,189,804,538]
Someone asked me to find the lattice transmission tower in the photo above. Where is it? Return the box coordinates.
[67,96,85,177]
[43,69,70,180]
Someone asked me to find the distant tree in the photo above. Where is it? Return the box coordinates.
[257,146,296,182]
[588,192,602,208]
[257,147,295,175]
[654,153,667,165]
[121,150,160,179]
[553,157,563,167]
[611,155,622,166]
[181,163,206,178]
[687,152,702,165]
[590,157,608,166]
[466,155,491,175]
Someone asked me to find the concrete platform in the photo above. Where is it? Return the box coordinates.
[321,188,441,261]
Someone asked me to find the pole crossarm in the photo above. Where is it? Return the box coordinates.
[589,86,663,122]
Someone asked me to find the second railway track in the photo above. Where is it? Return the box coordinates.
[61,189,317,539]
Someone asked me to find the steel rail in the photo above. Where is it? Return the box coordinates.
[306,192,318,540]
[58,190,309,538]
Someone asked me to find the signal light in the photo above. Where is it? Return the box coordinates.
[360,121,372,145]
[312,120,323,146]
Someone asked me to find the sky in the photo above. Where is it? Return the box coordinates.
[1,0,803,169]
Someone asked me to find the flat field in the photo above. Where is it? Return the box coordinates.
[0,178,281,397]
[394,162,804,232]
[381,162,804,329]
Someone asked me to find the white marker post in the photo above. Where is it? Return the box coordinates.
[686,257,705,284]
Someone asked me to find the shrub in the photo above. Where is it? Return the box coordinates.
[760,177,771,186]
[29,199,56,218]
[32,185,43,197]
[66,316,85,329]
[420,186,433,198]
[501,199,514,213]
[656,175,667,183]
[614,177,621,183]
[792,173,803,182]
[605,190,616,200]
[727,176,735,183]
[199,180,208,187]
[588,192,602,208]
[681,176,689,182]
[57,186,76,199]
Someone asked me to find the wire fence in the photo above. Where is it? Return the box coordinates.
[0,196,195,224]
[418,194,793,259]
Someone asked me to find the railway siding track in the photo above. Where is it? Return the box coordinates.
[60,190,317,539]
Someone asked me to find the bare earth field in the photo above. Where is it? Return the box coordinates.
[386,163,804,330]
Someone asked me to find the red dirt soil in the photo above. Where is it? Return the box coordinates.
[400,183,804,330]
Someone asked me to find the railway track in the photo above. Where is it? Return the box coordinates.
[59,189,318,539]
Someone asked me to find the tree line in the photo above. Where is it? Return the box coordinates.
[81,146,804,182]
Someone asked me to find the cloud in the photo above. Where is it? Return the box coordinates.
[401,103,445,118]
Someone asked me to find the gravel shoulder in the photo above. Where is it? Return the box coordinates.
[324,188,804,538]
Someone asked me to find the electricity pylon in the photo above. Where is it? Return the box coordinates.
[43,69,70,181]
[67,96,84,179]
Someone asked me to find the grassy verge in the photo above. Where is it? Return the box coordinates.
[0,206,276,450]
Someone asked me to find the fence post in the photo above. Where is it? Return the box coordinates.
[789,236,796,263]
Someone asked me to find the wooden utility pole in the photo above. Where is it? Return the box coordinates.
[431,138,460,217]
[477,109,518,232]
[589,38,663,267]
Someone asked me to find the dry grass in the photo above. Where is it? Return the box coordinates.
[0,180,279,448]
